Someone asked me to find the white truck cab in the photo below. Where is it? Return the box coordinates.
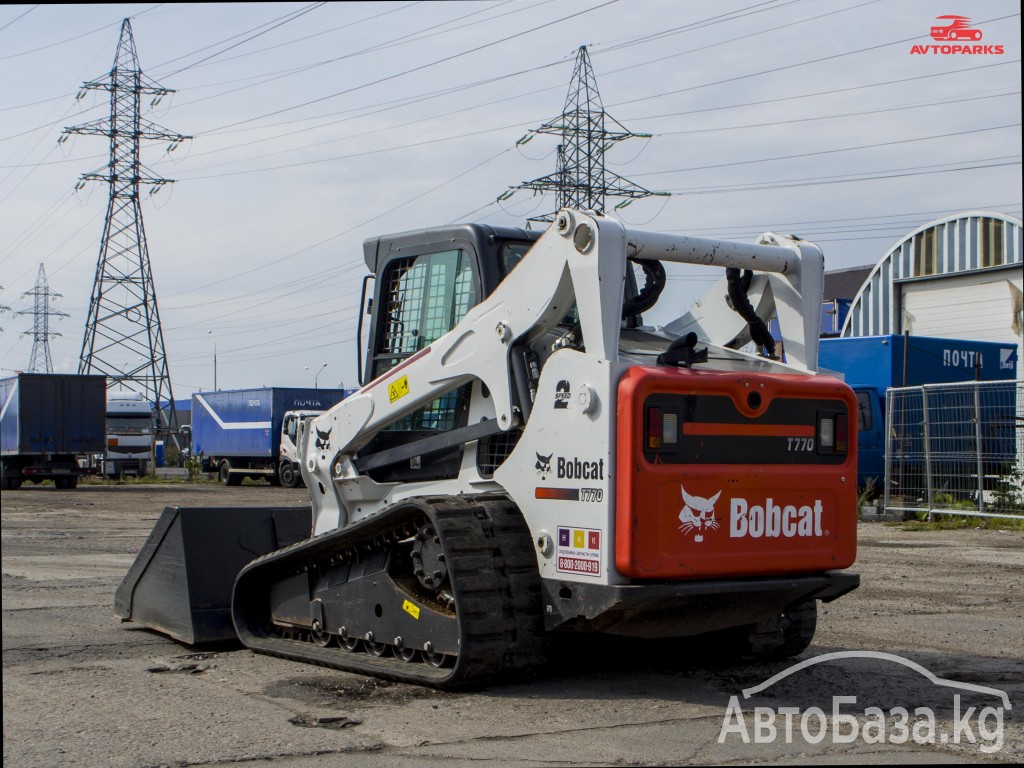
[279,411,321,487]
[105,391,154,477]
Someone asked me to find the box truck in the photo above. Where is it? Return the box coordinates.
[1,373,107,490]
[818,334,1018,488]
[191,387,346,487]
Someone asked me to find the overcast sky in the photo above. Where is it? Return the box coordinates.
[1,1,1020,397]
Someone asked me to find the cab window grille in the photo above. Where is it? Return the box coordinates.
[372,249,477,433]
[477,429,522,477]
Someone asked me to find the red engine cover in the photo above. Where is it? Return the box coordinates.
[615,366,857,580]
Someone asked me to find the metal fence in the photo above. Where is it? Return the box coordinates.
[884,380,1024,520]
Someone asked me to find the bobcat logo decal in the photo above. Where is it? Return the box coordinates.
[535,452,553,478]
[678,486,721,543]
[314,426,332,459]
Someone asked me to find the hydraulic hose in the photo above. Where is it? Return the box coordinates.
[726,268,776,357]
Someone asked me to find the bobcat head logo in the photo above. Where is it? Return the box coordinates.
[535,452,553,477]
[678,486,720,543]
[314,426,332,458]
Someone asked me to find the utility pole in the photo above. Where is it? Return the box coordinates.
[17,264,68,373]
[508,46,666,224]
[64,18,189,435]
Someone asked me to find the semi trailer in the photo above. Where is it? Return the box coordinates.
[1,373,106,490]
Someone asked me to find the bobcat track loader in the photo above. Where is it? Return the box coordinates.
[116,209,859,688]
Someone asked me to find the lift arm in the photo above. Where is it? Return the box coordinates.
[299,209,823,534]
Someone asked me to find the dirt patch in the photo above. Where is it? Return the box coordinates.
[264,674,450,706]
[3,483,1022,766]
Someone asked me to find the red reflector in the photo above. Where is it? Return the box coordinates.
[647,407,662,449]
[836,414,848,453]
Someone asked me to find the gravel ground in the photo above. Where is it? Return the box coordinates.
[2,482,1022,766]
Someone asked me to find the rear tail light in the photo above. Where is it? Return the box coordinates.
[817,411,848,455]
[646,407,680,450]
[647,407,663,449]
[663,411,678,444]
[818,416,834,449]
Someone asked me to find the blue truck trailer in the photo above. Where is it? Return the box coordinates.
[818,335,1018,488]
[1,373,107,490]
[191,387,346,487]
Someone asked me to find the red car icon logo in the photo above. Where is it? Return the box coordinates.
[930,15,983,41]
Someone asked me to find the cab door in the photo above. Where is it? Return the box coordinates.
[363,246,480,482]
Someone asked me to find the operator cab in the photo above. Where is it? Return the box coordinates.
[357,222,647,483]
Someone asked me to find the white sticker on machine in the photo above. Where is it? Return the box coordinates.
[555,526,602,577]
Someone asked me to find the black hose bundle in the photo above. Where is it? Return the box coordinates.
[623,258,666,319]
[726,268,776,357]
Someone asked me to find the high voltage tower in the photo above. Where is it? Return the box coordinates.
[0,290,11,333]
[63,18,189,432]
[17,264,68,374]
[506,45,667,224]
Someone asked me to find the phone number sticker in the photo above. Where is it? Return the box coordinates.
[557,556,600,575]
[555,526,602,577]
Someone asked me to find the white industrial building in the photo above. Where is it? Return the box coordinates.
[841,211,1023,379]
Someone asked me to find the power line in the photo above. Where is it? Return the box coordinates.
[161,3,327,78]
[610,11,1020,110]
[0,5,38,35]
[623,58,1018,124]
[634,117,1022,177]
[655,93,1021,137]
[201,0,620,135]
[664,156,1021,195]
[168,93,1019,182]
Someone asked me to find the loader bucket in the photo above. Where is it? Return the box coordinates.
[114,506,310,645]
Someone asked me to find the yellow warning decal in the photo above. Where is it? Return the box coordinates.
[402,599,420,620]
[389,375,410,403]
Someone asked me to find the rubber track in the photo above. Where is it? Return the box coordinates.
[232,494,547,689]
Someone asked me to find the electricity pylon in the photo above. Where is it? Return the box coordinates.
[17,264,68,373]
[0,288,10,332]
[64,18,189,432]
[507,45,666,224]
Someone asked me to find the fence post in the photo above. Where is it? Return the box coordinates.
[922,387,933,520]
[974,383,985,513]
[884,388,894,515]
